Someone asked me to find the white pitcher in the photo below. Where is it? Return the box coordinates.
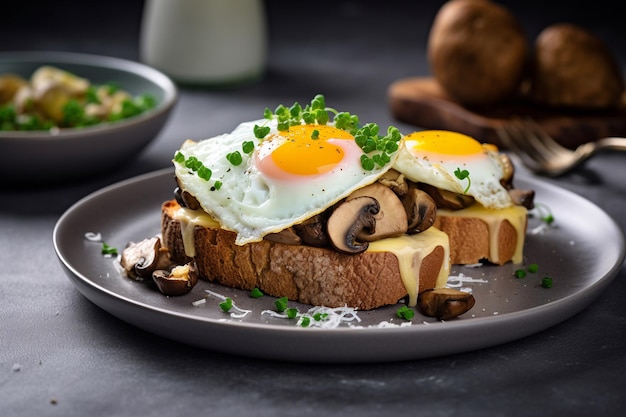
[140,0,268,87]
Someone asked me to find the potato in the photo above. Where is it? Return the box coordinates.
[427,0,528,105]
[0,74,28,105]
[526,23,624,109]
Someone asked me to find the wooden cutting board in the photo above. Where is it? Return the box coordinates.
[388,77,626,149]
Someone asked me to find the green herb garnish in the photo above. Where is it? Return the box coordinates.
[514,269,527,278]
[527,263,539,273]
[219,298,233,312]
[313,312,329,321]
[226,151,243,166]
[300,316,311,327]
[286,308,299,319]
[197,165,212,181]
[253,124,271,139]
[242,140,255,154]
[274,296,289,313]
[257,94,400,171]
[311,129,320,139]
[454,167,471,194]
[250,288,264,298]
[396,305,415,320]
[541,277,553,288]
[101,242,118,256]
[533,203,555,225]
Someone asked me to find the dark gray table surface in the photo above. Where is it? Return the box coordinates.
[2,1,625,416]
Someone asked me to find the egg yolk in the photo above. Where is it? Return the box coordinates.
[269,124,354,176]
[406,130,486,156]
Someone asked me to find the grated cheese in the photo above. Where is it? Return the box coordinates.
[205,290,252,319]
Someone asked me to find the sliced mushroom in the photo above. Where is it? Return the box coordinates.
[417,288,476,320]
[401,183,437,234]
[508,188,535,209]
[499,153,515,189]
[377,169,408,196]
[264,227,302,245]
[120,237,170,280]
[418,182,475,210]
[174,186,201,210]
[346,182,408,241]
[326,196,379,254]
[293,213,330,247]
[152,262,199,296]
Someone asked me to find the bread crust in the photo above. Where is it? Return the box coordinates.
[433,210,523,265]
[161,200,447,310]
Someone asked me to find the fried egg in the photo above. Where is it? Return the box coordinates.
[393,130,512,209]
[174,119,396,245]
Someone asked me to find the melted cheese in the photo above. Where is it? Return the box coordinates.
[438,204,527,264]
[366,228,451,307]
[172,207,220,258]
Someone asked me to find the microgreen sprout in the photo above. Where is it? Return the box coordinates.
[226,151,243,166]
[175,151,213,182]
[256,94,401,171]
[242,140,255,154]
[396,305,415,321]
[253,124,270,139]
[454,167,471,194]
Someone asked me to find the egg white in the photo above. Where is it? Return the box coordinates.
[174,119,396,245]
[393,131,512,209]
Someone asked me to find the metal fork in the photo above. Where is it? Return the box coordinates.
[495,117,626,177]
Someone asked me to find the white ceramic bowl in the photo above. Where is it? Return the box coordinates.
[0,51,177,185]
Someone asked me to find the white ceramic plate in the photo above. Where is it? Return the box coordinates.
[0,51,177,185]
[53,168,625,362]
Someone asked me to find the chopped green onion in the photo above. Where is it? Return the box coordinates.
[212,181,222,191]
[514,269,527,278]
[250,288,264,298]
[541,277,553,288]
[274,296,288,313]
[313,312,329,321]
[219,298,233,312]
[396,305,415,320]
[311,129,320,139]
[174,151,185,163]
[286,308,298,319]
[101,242,118,256]
[300,316,311,327]
[527,263,539,273]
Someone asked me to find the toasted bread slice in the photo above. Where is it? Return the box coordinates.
[434,204,528,265]
[161,200,450,310]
